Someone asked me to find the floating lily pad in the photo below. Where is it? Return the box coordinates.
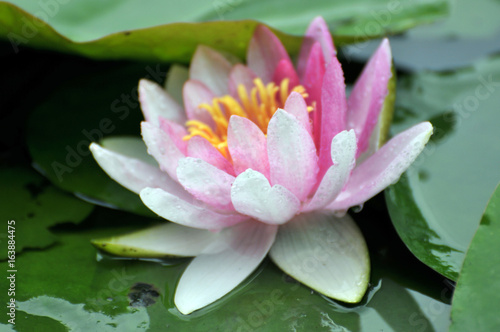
[0,166,93,259]
[0,0,449,62]
[449,183,500,331]
[385,56,500,280]
[0,201,452,331]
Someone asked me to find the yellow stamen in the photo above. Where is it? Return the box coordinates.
[184,78,311,157]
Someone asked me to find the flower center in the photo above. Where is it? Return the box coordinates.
[183,78,310,157]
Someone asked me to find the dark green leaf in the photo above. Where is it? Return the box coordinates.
[26,62,159,217]
[0,0,449,62]
[449,183,500,331]
[0,166,93,259]
[385,56,500,280]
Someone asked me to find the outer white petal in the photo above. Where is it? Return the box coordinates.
[140,187,246,230]
[269,211,370,303]
[91,223,220,257]
[175,220,277,314]
[330,122,433,210]
[89,142,187,198]
[304,130,356,212]
[139,79,186,125]
[100,136,157,166]
[165,65,189,106]
[231,169,301,225]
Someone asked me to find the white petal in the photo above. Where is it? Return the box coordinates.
[139,79,186,125]
[177,157,235,211]
[91,223,220,257]
[304,130,356,211]
[89,143,187,198]
[100,136,157,166]
[231,169,300,225]
[140,187,246,230]
[267,109,318,201]
[269,211,370,303]
[175,220,277,314]
[165,65,189,106]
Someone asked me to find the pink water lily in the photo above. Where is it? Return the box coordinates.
[90,17,432,315]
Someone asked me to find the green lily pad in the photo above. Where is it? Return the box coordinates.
[0,201,452,331]
[0,0,449,62]
[385,56,500,280]
[26,62,158,217]
[449,183,500,331]
[0,166,93,259]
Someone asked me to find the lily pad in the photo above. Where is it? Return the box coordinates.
[0,201,452,331]
[0,0,449,62]
[0,166,93,259]
[26,62,158,217]
[449,183,500,331]
[385,56,500,280]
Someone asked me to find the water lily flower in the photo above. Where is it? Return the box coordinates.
[89,17,432,315]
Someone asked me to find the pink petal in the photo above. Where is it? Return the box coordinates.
[175,220,277,314]
[303,130,356,212]
[317,56,347,182]
[89,143,189,200]
[231,169,301,225]
[284,92,312,136]
[187,136,235,175]
[183,79,216,129]
[347,39,392,157]
[189,45,232,96]
[228,64,256,97]
[227,115,270,178]
[158,117,188,154]
[272,59,299,87]
[176,157,235,211]
[267,109,318,201]
[301,42,326,149]
[140,187,247,230]
[141,121,185,181]
[247,25,291,83]
[330,122,433,211]
[139,79,186,125]
[297,16,335,78]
